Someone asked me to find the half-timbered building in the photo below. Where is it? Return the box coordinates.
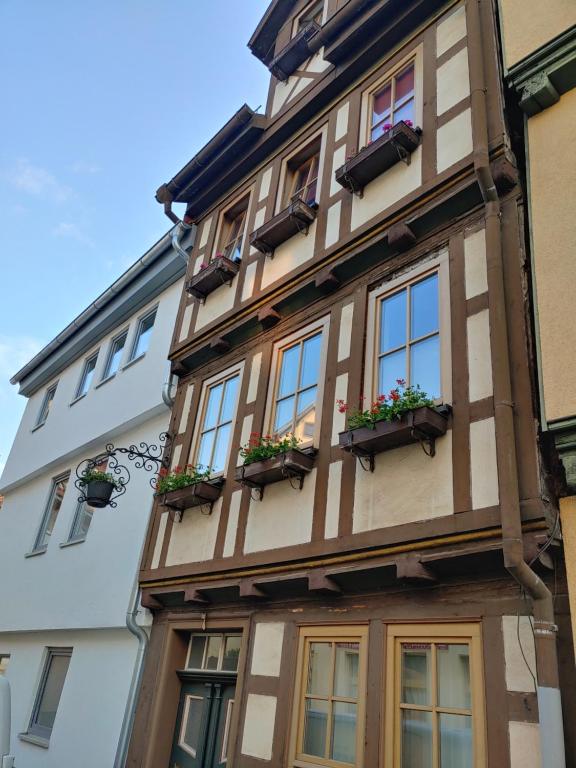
[127,1,575,766]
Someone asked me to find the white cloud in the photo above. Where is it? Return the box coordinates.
[6,158,72,202]
[70,161,100,174]
[52,221,95,248]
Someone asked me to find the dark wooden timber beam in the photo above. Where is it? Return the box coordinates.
[396,553,437,582]
[308,570,342,594]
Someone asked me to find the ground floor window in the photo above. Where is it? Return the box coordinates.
[27,647,72,742]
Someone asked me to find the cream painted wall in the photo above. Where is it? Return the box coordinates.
[559,497,576,659]
[193,279,238,331]
[241,694,277,760]
[509,721,542,768]
[250,622,285,677]
[223,489,242,558]
[467,309,493,402]
[499,0,576,69]
[437,108,473,173]
[436,4,466,59]
[352,432,453,532]
[165,499,222,566]
[261,221,317,288]
[502,615,537,692]
[436,47,470,116]
[528,89,576,423]
[470,417,499,509]
[325,460,342,539]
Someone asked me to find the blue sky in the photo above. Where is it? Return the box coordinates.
[0,0,271,473]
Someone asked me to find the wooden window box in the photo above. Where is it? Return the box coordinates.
[157,479,223,517]
[250,198,318,256]
[270,22,321,81]
[235,449,316,500]
[334,121,422,196]
[338,406,449,470]
[185,256,240,301]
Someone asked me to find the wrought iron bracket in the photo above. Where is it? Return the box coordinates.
[410,427,436,457]
[391,139,412,166]
[348,447,375,473]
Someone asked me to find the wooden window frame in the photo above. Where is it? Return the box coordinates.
[214,194,251,262]
[26,647,72,742]
[188,362,244,478]
[185,632,243,672]
[384,623,487,768]
[292,0,325,36]
[178,693,203,757]
[365,251,451,407]
[264,315,330,449]
[277,129,326,212]
[288,624,369,768]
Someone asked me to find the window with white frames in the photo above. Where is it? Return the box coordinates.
[32,475,69,553]
[376,270,440,399]
[193,371,240,475]
[129,309,156,361]
[75,353,98,399]
[35,382,57,427]
[26,648,72,742]
[101,330,127,380]
[66,456,107,542]
[369,61,415,142]
[186,634,242,672]
[270,324,327,444]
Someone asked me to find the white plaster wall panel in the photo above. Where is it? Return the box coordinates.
[338,303,354,362]
[151,511,168,569]
[165,499,222,566]
[325,201,342,248]
[199,216,213,249]
[436,5,467,58]
[436,47,470,116]
[470,417,499,509]
[178,383,195,434]
[170,443,182,470]
[241,693,277,760]
[1,629,136,768]
[251,622,285,677]
[502,615,537,692]
[194,281,237,331]
[242,260,258,302]
[261,222,317,288]
[247,352,262,404]
[351,147,422,230]
[353,432,453,532]
[330,145,347,196]
[193,255,204,276]
[306,52,331,74]
[467,309,493,402]
[335,102,350,142]
[223,490,242,558]
[436,108,473,173]
[464,228,488,299]
[509,721,542,768]
[332,373,349,445]
[238,414,254,465]
[244,469,316,553]
[259,167,273,201]
[249,207,267,255]
[179,302,194,342]
[325,461,342,539]
[272,78,296,116]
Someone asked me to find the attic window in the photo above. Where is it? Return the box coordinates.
[294,0,323,35]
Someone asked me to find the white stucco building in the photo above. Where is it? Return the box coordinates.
[0,225,193,767]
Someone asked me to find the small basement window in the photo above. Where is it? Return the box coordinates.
[186,634,242,672]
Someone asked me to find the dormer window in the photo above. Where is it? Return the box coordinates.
[370,62,415,141]
[294,0,323,35]
[218,199,248,262]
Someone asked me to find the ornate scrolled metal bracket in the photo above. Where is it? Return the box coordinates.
[75,432,172,508]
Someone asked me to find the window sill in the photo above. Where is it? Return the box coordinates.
[122,353,146,371]
[95,373,116,389]
[19,733,50,749]
[59,538,86,548]
[31,421,46,433]
[25,547,47,558]
[69,393,87,407]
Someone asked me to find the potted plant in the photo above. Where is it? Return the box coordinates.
[235,433,316,496]
[155,464,222,511]
[338,380,449,465]
[78,469,122,508]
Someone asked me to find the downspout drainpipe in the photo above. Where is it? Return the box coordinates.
[467,2,565,765]
[171,219,193,264]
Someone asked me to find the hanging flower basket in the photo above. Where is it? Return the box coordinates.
[77,470,122,508]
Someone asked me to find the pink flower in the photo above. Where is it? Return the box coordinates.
[396,378,406,387]
[338,404,348,413]
[384,123,392,131]
[405,119,413,127]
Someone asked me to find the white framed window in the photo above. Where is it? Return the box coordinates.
[178,694,204,757]
[190,364,243,476]
[66,456,107,543]
[74,353,98,399]
[265,316,330,447]
[35,382,57,428]
[101,330,128,380]
[129,308,156,362]
[32,474,69,553]
[186,633,242,672]
[365,254,451,404]
[26,648,72,742]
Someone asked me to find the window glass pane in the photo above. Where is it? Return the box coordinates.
[371,122,391,141]
[303,699,328,758]
[295,387,317,442]
[220,376,239,423]
[439,713,472,768]
[373,83,392,122]
[300,333,322,389]
[306,642,331,696]
[410,336,440,398]
[188,636,206,669]
[411,274,438,340]
[70,503,93,540]
[334,642,359,697]
[401,710,433,768]
[222,636,241,671]
[380,290,407,352]
[77,356,97,397]
[36,653,70,730]
[180,695,203,756]
[331,702,357,764]
[204,384,223,430]
[401,644,431,705]
[437,644,471,710]
[379,349,406,396]
[205,636,222,670]
[395,65,415,103]
[393,99,415,126]
[132,312,155,359]
[212,423,231,474]
[37,385,56,425]
[274,396,295,436]
[105,334,126,378]
[197,430,216,471]
[37,477,68,549]
[278,344,300,398]
[0,656,10,675]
